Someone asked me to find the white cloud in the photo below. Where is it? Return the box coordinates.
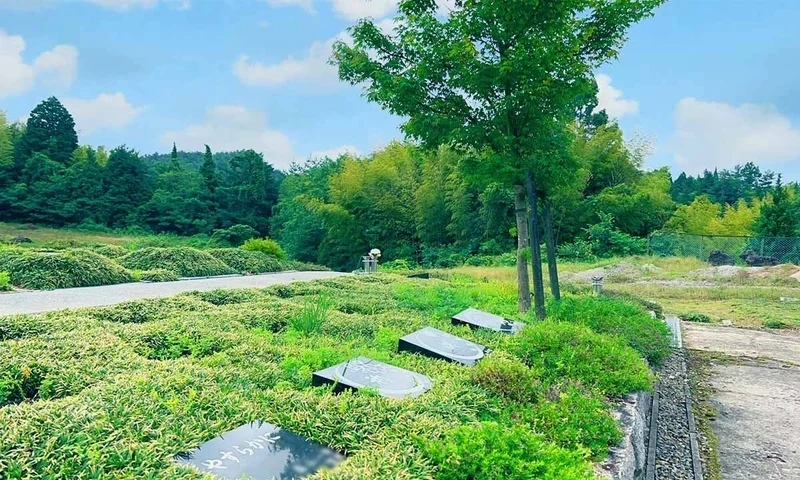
[162,106,296,169]
[308,145,361,160]
[234,34,343,88]
[234,19,401,90]
[264,0,314,13]
[0,30,35,98]
[596,74,638,119]
[33,45,79,89]
[62,93,145,135]
[329,0,396,20]
[0,30,78,98]
[673,98,800,174]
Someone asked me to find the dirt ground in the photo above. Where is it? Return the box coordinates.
[683,323,800,479]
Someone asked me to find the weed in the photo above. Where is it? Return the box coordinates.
[763,319,787,329]
[290,295,332,335]
[683,312,712,323]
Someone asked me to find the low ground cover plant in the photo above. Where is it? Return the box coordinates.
[0,273,667,478]
[119,247,235,278]
[207,248,284,274]
[0,248,133,290]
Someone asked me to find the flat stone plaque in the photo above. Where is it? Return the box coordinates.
[452,308,524,333]
[398,327,488,366]
[312,356,432,398]
[175,421,344,479]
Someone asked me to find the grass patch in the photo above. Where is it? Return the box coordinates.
[0,248,133,290]
[0,273,664,478]
[686,350,723,480]
[608,283,800,329]
[119,247,235,278]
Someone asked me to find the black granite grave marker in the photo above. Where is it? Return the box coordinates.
[312,356,432,398]
[398,327,488,366]
[175,421,344,480]
[451,308,524,333]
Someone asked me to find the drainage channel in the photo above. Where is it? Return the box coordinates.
[645,314,703,480]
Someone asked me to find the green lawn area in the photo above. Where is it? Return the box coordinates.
[0,273,669,479]
[0,222,159,247]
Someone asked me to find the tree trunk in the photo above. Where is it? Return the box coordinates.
[543,199,561,301]
[513,184,531,313]
[525,172,546,319]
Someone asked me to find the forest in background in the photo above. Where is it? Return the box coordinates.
[1,97,797,271]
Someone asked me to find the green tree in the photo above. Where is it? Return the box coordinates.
[169,142,182,171]
[16,97,78,167]
[755,176,797,238]
[218,149,279,233]
[332,0,664,316]
[200,144,217,193]
[98,146,154,227]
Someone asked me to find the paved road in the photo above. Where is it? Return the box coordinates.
[684,322,800,479]
[0,271,345,316]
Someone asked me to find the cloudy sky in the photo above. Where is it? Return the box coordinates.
[1,0,799,179]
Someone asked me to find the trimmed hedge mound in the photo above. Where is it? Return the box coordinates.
[207,248,284,274]
[88,244,130,259]
[119,247,235,278]
[0,248,133,290]
[139,269,179,282]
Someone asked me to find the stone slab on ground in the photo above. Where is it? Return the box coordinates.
[708,361,800,479]
[683,322,800,365]
[684,323,800,480]
[0,271,345,315]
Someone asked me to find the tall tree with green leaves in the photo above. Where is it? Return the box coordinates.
[169,142,182,171]
[756,176,797,238]
[200,144,217,193]
[16,97,78,167]
[332,0,664,316]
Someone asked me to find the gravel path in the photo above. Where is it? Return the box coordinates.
[655,349,694,480]
[0,271,345,315]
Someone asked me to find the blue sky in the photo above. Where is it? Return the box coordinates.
[1,0,799,179]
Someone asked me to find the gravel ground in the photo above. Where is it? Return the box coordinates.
[655,349,695,479]
[0,271,345,315]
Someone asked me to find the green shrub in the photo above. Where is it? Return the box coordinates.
[506,322,653,396]
[520,387,622,460]
[119,247,235,278]
[207,248,285,274]
[605,290,664,319]
[420,422,594,480]
[471,352,542,403]
[0,248,133,290]
[683,312,711,323]
[587,214,648,257]
[558,239,596,261]
[763,319,787,329]
[241,238,286,260]
[139,269,179,282]
[285,260,331,272]
[0,271,11,291]
[209,224,259,247]
[88,244,129,259]
[549,295,672,366]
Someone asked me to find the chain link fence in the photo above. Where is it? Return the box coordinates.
[648,232,800,265]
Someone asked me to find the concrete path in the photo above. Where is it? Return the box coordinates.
[683,322,800,479]
[0,271,345,315]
